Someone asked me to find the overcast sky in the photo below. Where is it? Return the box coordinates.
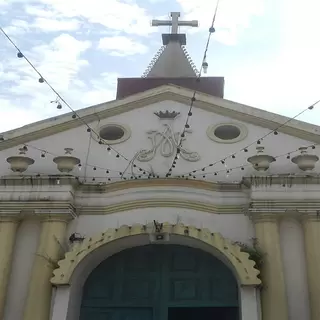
[0,0,319,132]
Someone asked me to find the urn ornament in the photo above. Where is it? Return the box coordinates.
[291,147,319,171]
[6,146,35,173]
[53,148,80,173]
[247,146,276,171]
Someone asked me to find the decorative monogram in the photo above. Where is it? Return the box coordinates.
[136,123,200,162]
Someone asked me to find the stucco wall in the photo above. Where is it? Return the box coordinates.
[2,208,312,320]
[67,209,254,244]
[1,100,316,182]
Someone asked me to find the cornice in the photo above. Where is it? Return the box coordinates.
[299,212,320,222]
[0,202,77,220]
[249,199,320,208]
[248,200,320,221]
[1,85,320,151]
[0,175,79,187]
[77,199,246,215]
[243,175,320,187]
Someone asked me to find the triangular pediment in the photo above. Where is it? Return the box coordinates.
[1,84,320,151]
[1,83,320,184]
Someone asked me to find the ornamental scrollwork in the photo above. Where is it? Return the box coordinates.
[136,123,200,162]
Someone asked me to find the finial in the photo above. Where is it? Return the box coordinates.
[151,12,198,45]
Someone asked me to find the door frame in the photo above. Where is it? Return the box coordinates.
[50,233,261,320]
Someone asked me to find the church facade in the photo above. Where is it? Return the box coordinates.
[0,12,320,320]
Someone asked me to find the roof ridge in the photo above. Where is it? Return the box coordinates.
[181,45,200,76]
[142,46,166,78]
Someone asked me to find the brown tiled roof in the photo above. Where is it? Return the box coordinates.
[116,77,224,99]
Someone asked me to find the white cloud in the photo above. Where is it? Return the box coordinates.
[0,34,93,132]
[177,0,264,45]
[25,0,156,37]
[98,36,148,56]
[32,17,81,32]
[3,19,30,36]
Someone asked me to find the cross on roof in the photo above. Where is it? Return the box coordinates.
[152,12,198,34]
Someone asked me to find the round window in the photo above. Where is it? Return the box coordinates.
[207,123,247,143]
[214,125,241,140]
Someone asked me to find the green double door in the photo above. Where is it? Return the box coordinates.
[80,245,239,320]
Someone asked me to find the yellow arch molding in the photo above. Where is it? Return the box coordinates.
[51,223,261,286]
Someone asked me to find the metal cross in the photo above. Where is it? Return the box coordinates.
[151,12,198,34]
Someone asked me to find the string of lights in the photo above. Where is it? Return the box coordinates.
[165,0,221,177]
[179,143,318,179]
[0,26,151,176]
[23,143,150,176]
[182,98,320,176]
[17,142,318,184]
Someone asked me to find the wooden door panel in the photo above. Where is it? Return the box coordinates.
[80,245,239,320]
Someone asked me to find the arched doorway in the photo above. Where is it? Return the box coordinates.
[80,244,239,320]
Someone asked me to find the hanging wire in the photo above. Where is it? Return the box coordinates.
[165,0,221,177]
[182,98,320,176]
[13,142,318,184]
[0,26,151,176]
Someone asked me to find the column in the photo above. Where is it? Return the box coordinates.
[253,214,288,320]
[302,214,320,320]
[0,216,19,319]
[23,218,68,320]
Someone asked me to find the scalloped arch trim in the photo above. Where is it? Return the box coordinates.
[51,223,261,286]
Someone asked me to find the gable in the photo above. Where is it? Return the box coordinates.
[1,97,319,183]
[1,84,320,154]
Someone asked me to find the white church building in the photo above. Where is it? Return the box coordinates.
[0,12,320,320]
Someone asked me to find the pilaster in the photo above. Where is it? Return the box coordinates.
[301,213,320,320]
[23,215,70,320]
[0,214,20,320]
[252,213,288,320]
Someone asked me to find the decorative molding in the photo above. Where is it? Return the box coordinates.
[248,200,320,222]
[1,85,320,151]
[78,178,244,193]
[299,212,320,222]
[51,222,261,286]
[0,175,79,187]
[77,199,246,215]
[154,110,180,120]
[0,210,23,222]
[242,174,320,187]
[136,123,200,162]
[0,202,77,220]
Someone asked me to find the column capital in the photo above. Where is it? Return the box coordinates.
[249,213,282,223]
[0,210,23,223]
[299,211,320,223]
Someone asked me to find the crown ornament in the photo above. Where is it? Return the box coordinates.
[154,110,180,120]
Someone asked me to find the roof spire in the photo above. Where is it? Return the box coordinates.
[143,12,199,78]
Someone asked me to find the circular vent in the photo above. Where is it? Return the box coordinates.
[207,123,247,143]
[98,124,131,144]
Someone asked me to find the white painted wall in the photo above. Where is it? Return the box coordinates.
[1,100,317,183]
[1,97,317,319]
[3,220,41,320]
[280,218,310,320]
